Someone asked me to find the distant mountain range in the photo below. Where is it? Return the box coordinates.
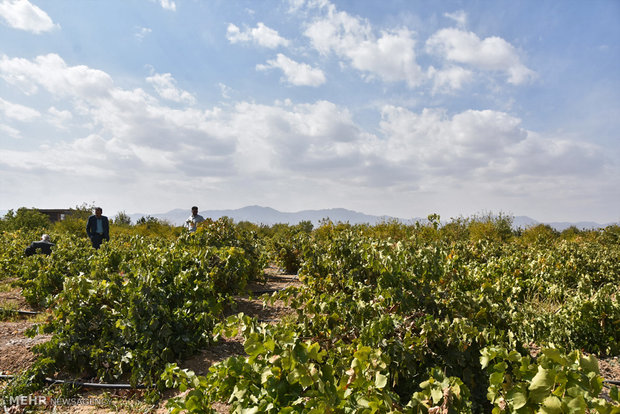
[0,206,613,231]
[127,205,616,231]
[129,205,408,228]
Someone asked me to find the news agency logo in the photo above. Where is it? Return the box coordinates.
[4,394,47,406]
[2,395,111,410]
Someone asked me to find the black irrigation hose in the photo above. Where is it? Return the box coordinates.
[0,374,146,389]
[43,377,147,389]
[2,373,619,389]
[0,308,41,315]
[250,289,281,295]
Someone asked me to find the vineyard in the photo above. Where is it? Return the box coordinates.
[0,209,619,413]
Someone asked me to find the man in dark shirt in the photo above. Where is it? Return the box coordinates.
[86,207,110,249]
[25,234,54,256]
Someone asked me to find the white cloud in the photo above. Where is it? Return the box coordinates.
[0,0,58,33]
[0,123,20,138]
[158,0,176,11]
[427,65,473,93]
[426,28,535,84]
[226,22,290,48]
[135,26,152,41]
[218,83,233,99]
[0,53,610,221]
[378,106,603,183]
[257,54,326,86]
[287,0,330,13]
[304,6,423,87]
[444,10,467,28]
[47,106,73,129]
[0,97,40,120]
[146,72,196,104]
[0,53,114,98]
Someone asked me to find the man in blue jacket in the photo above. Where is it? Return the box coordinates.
[86,207,109,249]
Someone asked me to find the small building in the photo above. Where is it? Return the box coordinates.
[38,209,73,223]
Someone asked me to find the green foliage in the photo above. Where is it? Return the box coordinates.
[112,210,132,226]
[267,222,312,274]
[1,218,267,401]
[166,313,399,413]
[17,233,92,307]
[182,217,267,283]
[1,213,619,411]
[467,212,514,243]
[406,368,472,413]
[52,203,95,237]
[520,224,559,245]
[33,243,227,387]
[482,346,618,413]
[0,207,50,231]
[166,217,618,412]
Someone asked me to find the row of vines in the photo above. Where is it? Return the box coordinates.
[0,214,619,413]
[166,220,620,413]
[0,218,265,403]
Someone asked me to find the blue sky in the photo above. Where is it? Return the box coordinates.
[0,0,618,223]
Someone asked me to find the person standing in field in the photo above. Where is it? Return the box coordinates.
[185,206,205,233]
[24,234,54,256]
[86,207,110,249]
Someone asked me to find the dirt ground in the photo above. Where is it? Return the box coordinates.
[1,266,619,412]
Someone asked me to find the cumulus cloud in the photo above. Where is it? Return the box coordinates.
[378,106,603,181]
[227,22,290,48]
[0,53,113,98]
[427,65,473,93]
[257,54,326,86]
[0,53,609,218]
[426,28,535,84]
[0,97,40,120]
[304,5,423,87]
[0,0,58,33]
[146,72,196,104]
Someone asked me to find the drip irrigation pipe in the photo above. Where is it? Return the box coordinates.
[0,374,146,389]
[0,308,41,315]
[1,373,618,389]
[250,288,283,295]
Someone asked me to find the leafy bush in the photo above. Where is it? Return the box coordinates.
[268,222,312,274]
[0,208,50,231]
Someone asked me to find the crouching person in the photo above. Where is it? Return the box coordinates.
[25,234,54,256]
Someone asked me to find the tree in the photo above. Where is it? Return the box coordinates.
[136,215,160,225]
[0,207,50,231]
[113,211,132,226]
[52,202,96,236]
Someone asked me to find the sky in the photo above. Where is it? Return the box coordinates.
[0,0,619,223]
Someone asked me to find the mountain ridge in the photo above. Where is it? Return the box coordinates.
[127,205,616,231]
